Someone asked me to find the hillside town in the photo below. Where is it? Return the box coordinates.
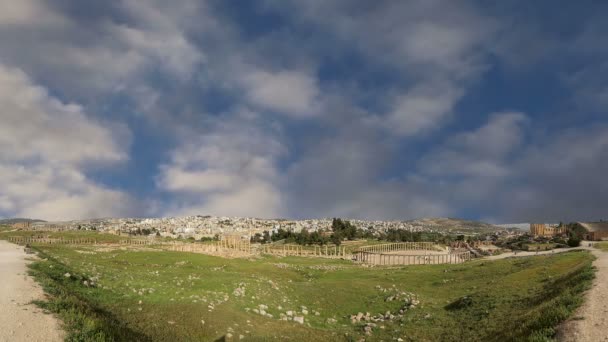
[10,216,505,240]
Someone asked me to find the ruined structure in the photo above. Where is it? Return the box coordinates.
[353,242,472,266]
[572,222,608,241]
[529,223,567,237]
[11,221,31,229]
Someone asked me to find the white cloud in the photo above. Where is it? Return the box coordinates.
[0,0,203,99]
[157,114,285,218]
[385,80,464,136]
[0,64,128,165]
[0,165,134,221]
[241,70,320,117]
[266,0,497,136]
[0,64,135,220]
[418,112,527,178]
[0,0,66,27]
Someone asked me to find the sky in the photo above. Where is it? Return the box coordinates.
[1,0,607,223]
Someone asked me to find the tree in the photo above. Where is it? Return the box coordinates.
[331,218,358,240]
[250,233,263,243]
[262,231,271,244]
[331,232,343,246]
[567,237,581,247]
[296,229,311,245]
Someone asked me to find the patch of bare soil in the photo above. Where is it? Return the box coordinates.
[0,241,64,342]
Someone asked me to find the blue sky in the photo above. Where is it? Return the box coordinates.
[1,0,607,223]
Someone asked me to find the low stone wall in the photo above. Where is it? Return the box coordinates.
[6,237,96,245]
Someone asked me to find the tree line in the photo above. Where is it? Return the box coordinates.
[250,218,456,246]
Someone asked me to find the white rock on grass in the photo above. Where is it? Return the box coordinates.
[294,316,304,324]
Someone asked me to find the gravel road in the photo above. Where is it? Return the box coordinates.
[0,240,64,342]
[558,247,608,342]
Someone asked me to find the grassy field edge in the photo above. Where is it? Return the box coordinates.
[28,247,151,342]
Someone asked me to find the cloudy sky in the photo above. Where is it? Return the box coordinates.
[1,0,607,223]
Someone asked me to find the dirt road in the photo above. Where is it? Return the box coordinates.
[558,247,608,341]
[485,246,586,260]
[0,240,64,342]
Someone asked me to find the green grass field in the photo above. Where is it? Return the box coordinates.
[595,242,608,252]
[11,234,592,342]
[523,243,557,251]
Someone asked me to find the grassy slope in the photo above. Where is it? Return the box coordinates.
[24,242,594,342]
[0,230,125,243]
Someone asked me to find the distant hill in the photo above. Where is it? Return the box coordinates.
[495,223,530,231]
[406,217,502,234]
[0,218,46,225]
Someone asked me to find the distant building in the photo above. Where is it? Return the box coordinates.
[530,223,567,237]
[572,222,608,241]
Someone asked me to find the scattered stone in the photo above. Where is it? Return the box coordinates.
[293,316,305,324]
[302,309,308,315]
[63,273,71,278]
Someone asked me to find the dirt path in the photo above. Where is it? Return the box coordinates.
[0,240,64,342]
[485,246,586,260]
[558,247,608,342]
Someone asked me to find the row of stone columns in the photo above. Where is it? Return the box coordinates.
[8,237,96,245]
[356,251,471,266]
